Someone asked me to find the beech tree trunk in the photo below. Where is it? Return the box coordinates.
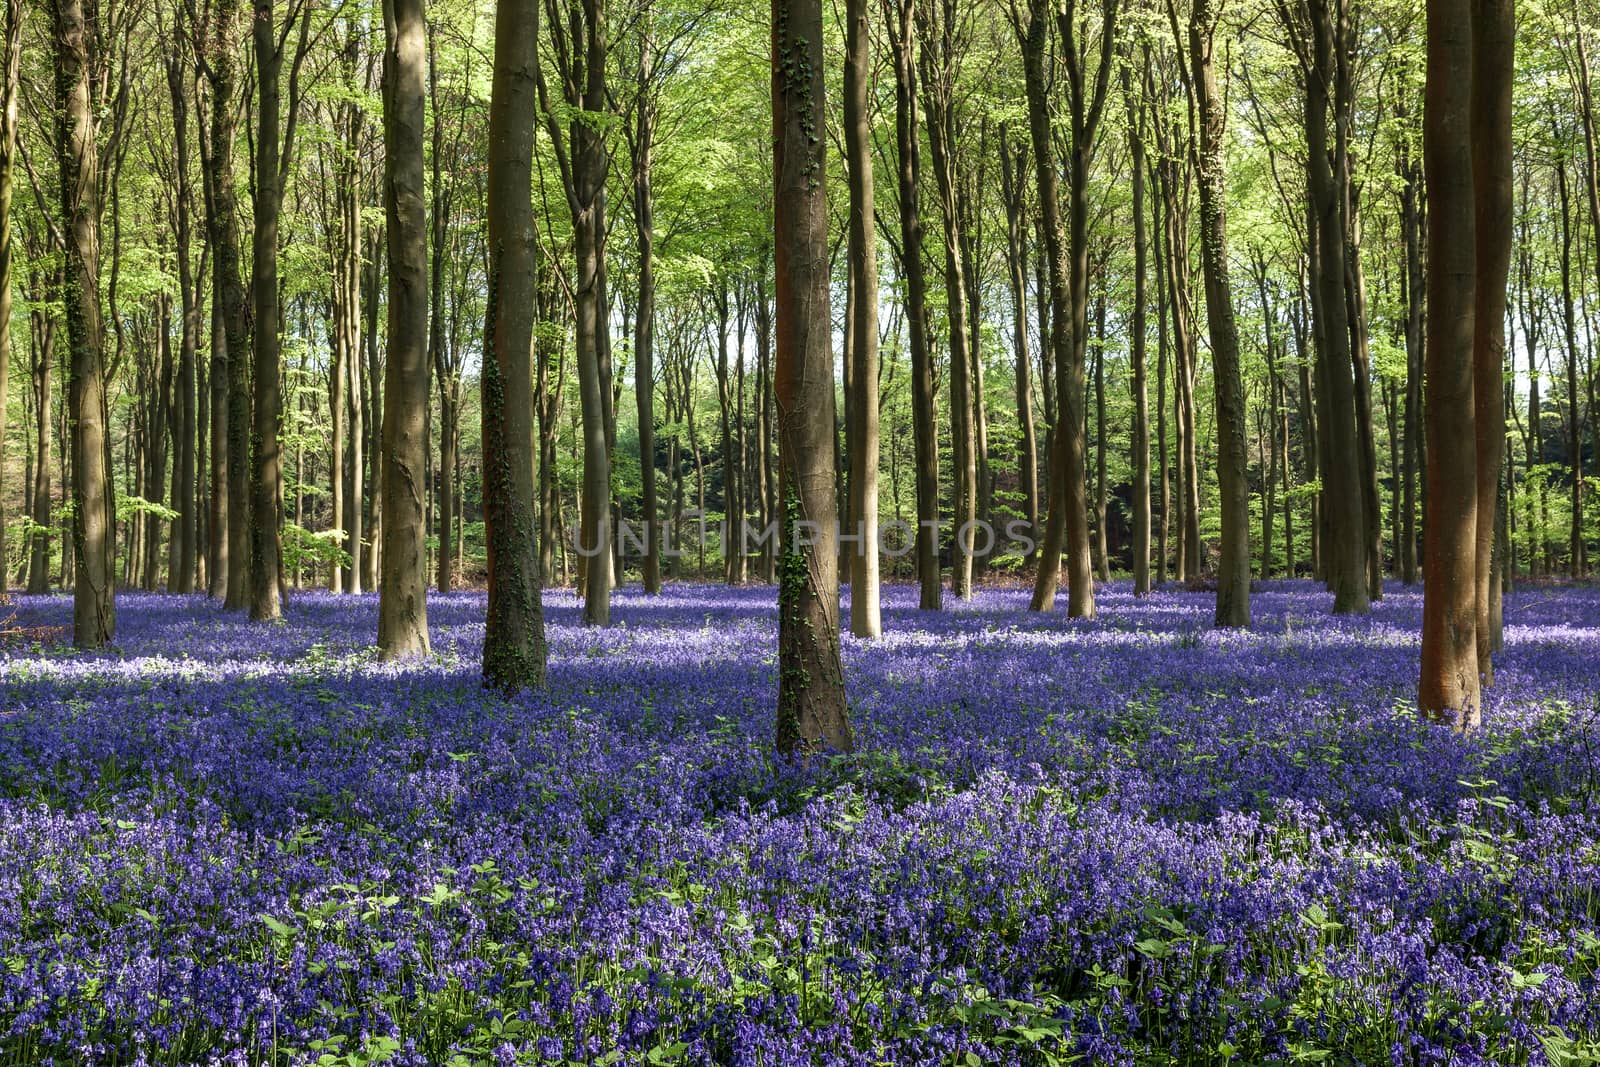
[53,0,116,647]
[1190,0,1251,627]
[481,0,547,691]
[249,0,286,621]
[845,0,880,636]
[886,0,941,610]
[1419,0,1480,729]
[378,0,431,657]
[999,131,1039,569]
[1471,0,1513,672]
[165,48,199,594]
[1122,65,1151,596]
[773,0,851,757]
[0,0,18,572]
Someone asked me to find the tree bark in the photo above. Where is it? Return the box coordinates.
[52,0,116,646]
[845,0,880,635]
[378,0,432,657]
[999,131,1039,570]
[1471,0,1512,672]
[249,0,287,621]
[1190,0,1250,626]
[885,0,941,610]
[773,0,851,756]
[1122,66,1151,596]
[1304,0,1368,612]
[0,0,19,575]
[481,0,547,691]
[1418,0,1480,729]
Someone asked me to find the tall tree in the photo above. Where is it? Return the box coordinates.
[1187,0,1251,627]
[481,0,547,691]
[0,0,19,565]
[163,38,200,595]
[378,0,432,657]
[538,0,613,626]
[1418,0,1480,728]
[773,0,851,755]
[1471,0,1513,673]
[1014,0,1116,618]
[884,0,941,610]
[845,0,881,637]
[52,0,116,646]
[1122,57,1152,597]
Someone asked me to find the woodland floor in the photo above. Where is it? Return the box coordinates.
[2,581,1599,1065]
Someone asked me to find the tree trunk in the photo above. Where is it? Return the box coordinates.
[27,281,55,594]
[204,0,249,607]
[1123,67,1151,596]
[249,0,286,621]
[481,0,547,691]
[1018,0,1108,618]
[1305,0,1368,612]
[999,131,1039,570]
[378,0,431,657]
[53,0,116,646]
[630,37,662,594]
[1399,132,1423,585]
[773,0,851,756]
[920,0,975,600]
[1471,0,1512,673]
[0,0,18,575]
[1418,0,1479,728]
[1191,0,1250,626]
[165,50,199,594]
[886,0,941,610]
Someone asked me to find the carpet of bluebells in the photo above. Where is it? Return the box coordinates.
[3,581,1600,1066]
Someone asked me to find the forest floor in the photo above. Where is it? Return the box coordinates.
[2,581,1599,1065]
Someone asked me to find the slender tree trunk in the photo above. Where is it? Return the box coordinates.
[1399,139,1423,585]
[377,0,431,656]
[631,38,662,594]
[0,0,19,575]
[1123,67,1151,596]
[27,287,54,593]
[203,0,249,606]
[1418,0,1480,728]
[481,0,546,690]
[249,0,286,621]
[999,132,1039,570]
[773,0,851,755]
[1305,0,1368,612]
[53,0,116,646]
[920,1,975,600]
[886,0,941,610]
[1472,0,1512,670]
[428,29,455,594]
[1189,1,1250,625]
[844,0,879,633]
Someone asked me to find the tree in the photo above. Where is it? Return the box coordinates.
[773,0,851,756]
[1418,0,1480,728]
[884,0,941,611]
[481,0,547,691]
[1121,56,1152,597]
[1187,0,1250,627]
[52,0,116,646]
[0,0,19,567]
[845,0,880,637]
[1012,0,1115,619]
[378,0,431,658]
[538,0,614,627]
[1471,0,1513,674]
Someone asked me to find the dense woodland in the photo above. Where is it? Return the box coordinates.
[0,0,1578,729]
[16,0,1600,1060]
